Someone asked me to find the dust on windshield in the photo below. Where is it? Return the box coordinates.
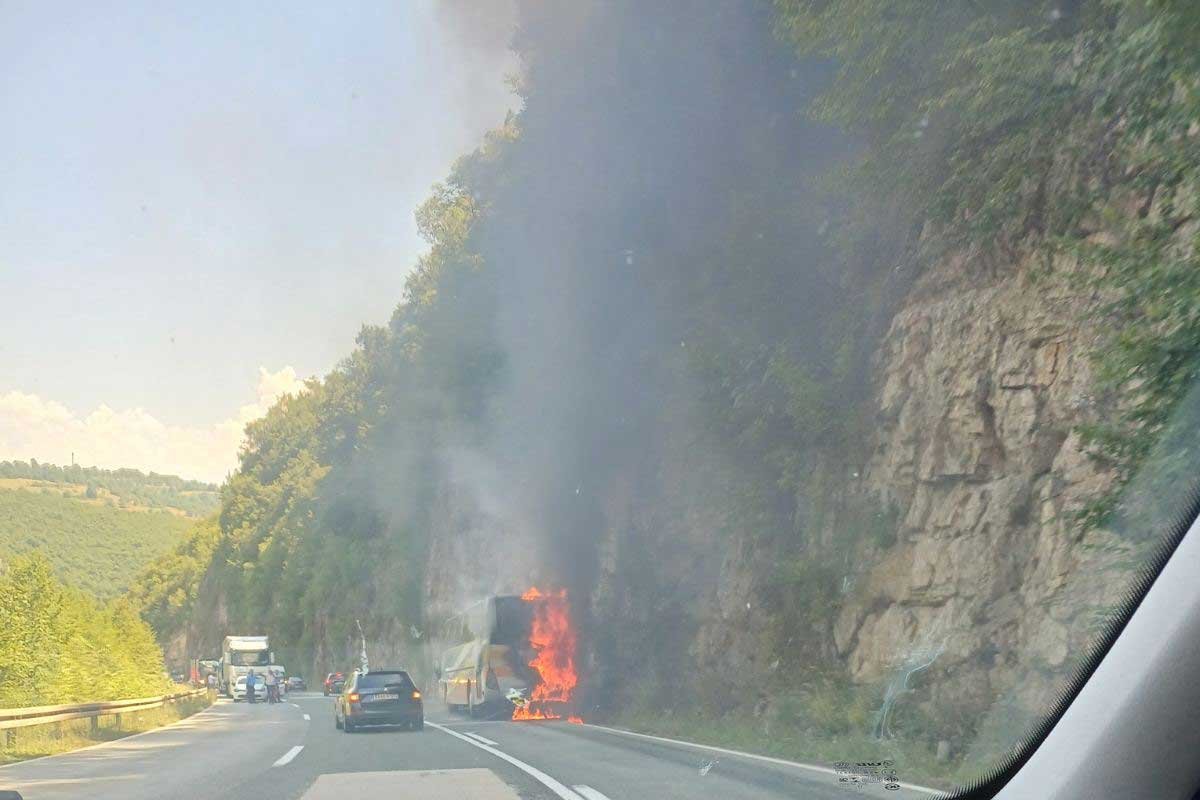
[2,1,1199,797]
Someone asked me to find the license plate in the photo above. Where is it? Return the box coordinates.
[363,693,398,702]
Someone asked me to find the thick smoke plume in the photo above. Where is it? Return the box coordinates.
[421,0,846,706]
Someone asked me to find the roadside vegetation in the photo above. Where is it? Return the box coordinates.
[0,501,213,764]
[0,553,171,708]
[609,707,949,787]
[610,677,1011,787]
[127,518,221,642]
[772,0,1200,536]
[0,488,194,597]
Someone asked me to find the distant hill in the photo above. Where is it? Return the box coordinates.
[0,488,195,598]
[0,460,220,517]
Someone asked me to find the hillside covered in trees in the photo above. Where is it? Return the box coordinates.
[0,460,219,518]
[0,489,195,597]
[127,518,220,659]
[135,0,1200,788]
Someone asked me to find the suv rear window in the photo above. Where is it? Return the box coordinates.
[357,671,414,690]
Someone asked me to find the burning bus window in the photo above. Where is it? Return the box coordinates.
[486,647,517,678]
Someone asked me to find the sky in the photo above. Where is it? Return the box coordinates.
[0,0,516,483]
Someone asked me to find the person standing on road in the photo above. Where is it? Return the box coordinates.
[246,669,257,704]
[265,668,278,704]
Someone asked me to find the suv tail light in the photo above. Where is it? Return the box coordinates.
[347,692,361,703]
[412,690,422,700]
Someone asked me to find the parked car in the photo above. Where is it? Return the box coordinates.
[231,674,252,702]
[334,669,423,732]
[286,675,306,691]
[323,672,345,695]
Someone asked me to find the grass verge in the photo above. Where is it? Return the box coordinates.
[605,708,959,792]
[0,693,213,766]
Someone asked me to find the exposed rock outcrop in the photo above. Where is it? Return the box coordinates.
[836,249,1127,734]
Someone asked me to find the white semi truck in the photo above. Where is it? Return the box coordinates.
[219,635,281,698]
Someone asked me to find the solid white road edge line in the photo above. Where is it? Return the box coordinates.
[427,721,583,800]
[578,723,942,796]
[463,731,500,746]
[272,745,304,767]
[574,786,613,800]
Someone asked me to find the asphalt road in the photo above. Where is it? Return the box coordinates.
[0,694,939,800]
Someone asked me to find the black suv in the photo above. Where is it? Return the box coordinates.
[335,669,424,732]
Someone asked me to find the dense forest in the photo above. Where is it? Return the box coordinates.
[0,489,195,598]
[127,518,220,648]
[0,553,169,707]
[125,0,1200,787]
[0,460,219,517]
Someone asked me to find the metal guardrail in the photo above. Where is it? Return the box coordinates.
[0,688,208,731]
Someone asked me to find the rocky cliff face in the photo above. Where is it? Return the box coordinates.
[638,242,1137,753]
[831,248,1130,739]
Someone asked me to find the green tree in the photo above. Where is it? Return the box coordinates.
[0,554,63,705]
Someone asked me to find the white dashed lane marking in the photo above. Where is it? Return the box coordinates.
[574,786,613,800]
[427,722,583,800]
[463,731,499,746]
[571,786,609,800]
[303,713,311,721]
[273,745,304,767]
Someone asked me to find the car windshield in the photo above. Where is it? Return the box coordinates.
[229,652,269,667]
[2,2,1199,799]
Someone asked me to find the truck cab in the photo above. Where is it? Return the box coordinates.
[220,635,276,696]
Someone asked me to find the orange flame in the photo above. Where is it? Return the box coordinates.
[512,586,578,721]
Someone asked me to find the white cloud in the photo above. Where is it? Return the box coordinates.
[0,366,307,484]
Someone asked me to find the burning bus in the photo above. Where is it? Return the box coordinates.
[437,594,534,715]
[436,587,579,720]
